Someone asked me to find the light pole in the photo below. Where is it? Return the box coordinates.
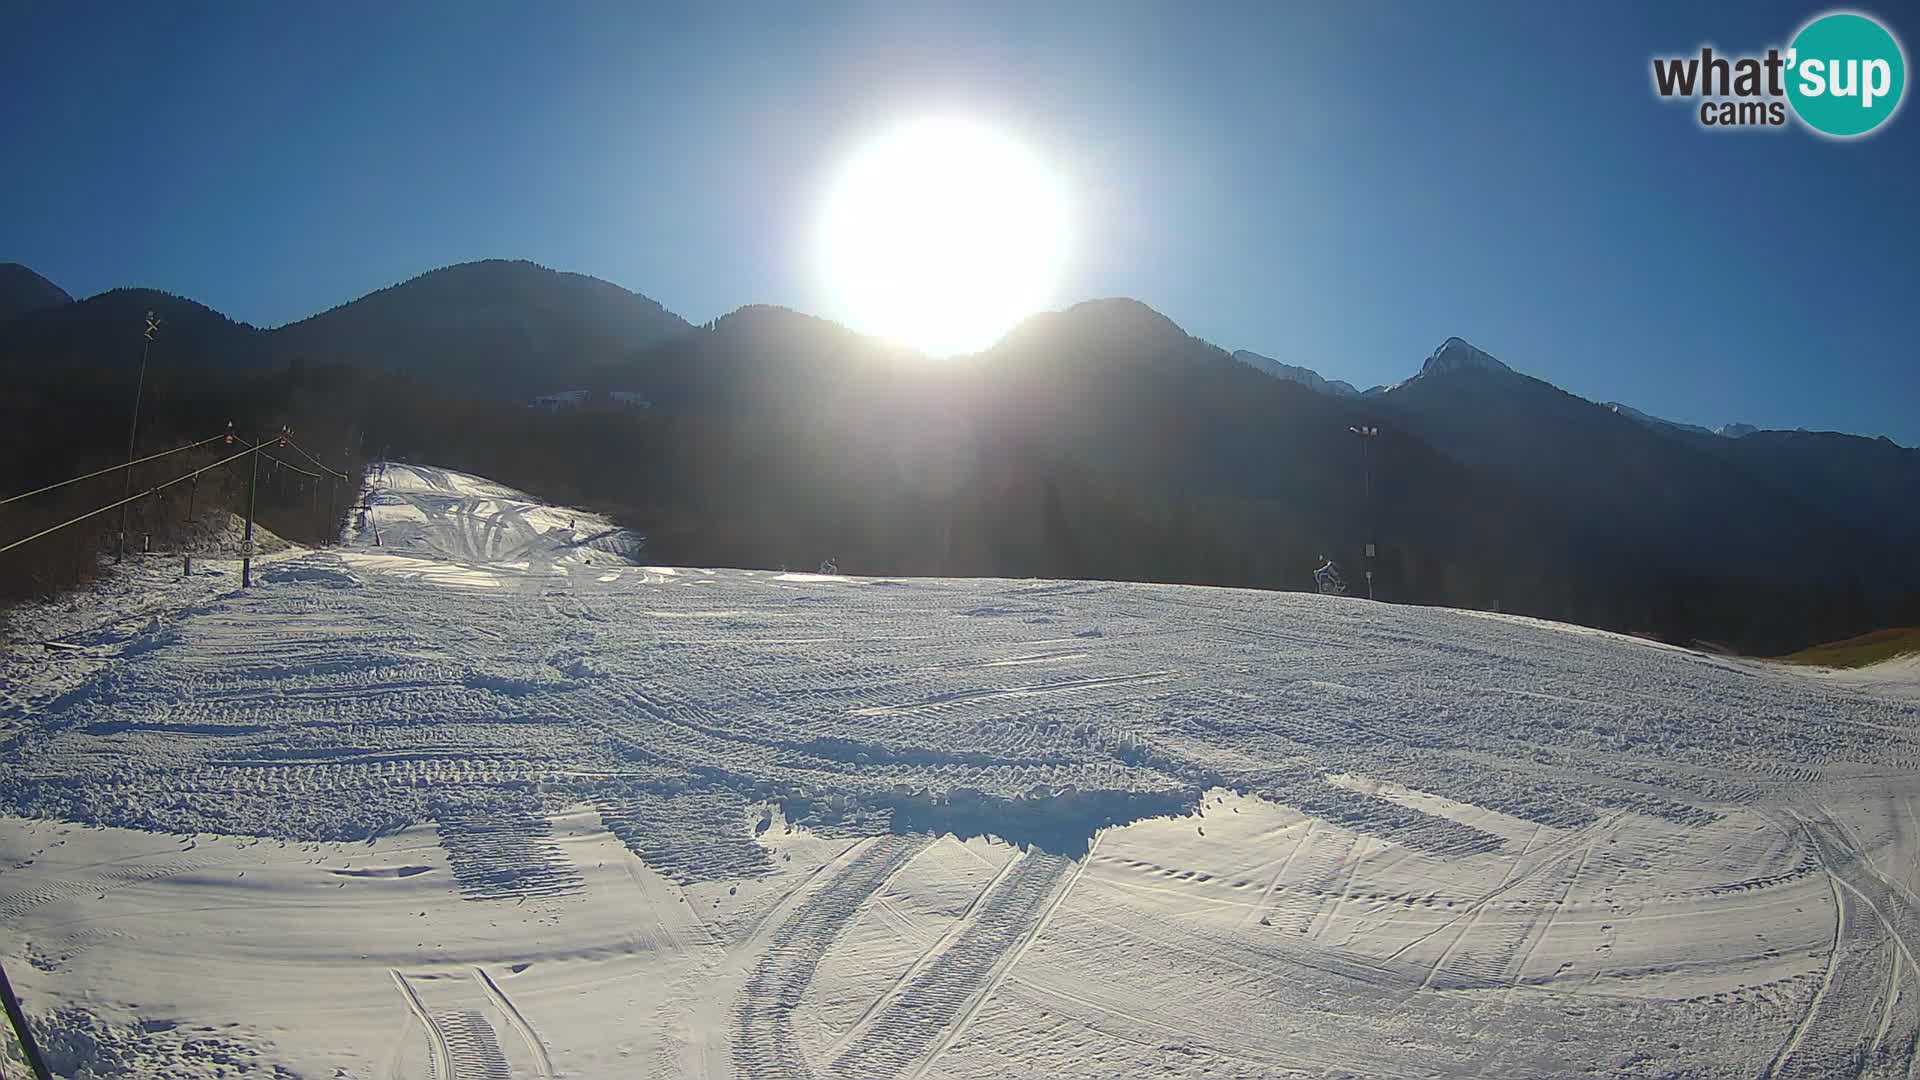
[1348,425,1379,600]
[116,310,160,562]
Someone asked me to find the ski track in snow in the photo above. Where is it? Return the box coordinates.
[3,461,1919,1079]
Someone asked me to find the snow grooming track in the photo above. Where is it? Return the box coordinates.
[472,966,555,1080]
[732,835,931,1079]
[1762,810,1919,1079]
[435,810,584,902]
[391,969,456,1080]
[1419,819,1616,992]
[438,1010,514,1080]
[909,836,1099,1079]
[392,967,542,1080]
[830,849,1075,1079]
[597,785,775,884]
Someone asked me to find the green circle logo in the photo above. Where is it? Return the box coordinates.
[1787,12,1906,137]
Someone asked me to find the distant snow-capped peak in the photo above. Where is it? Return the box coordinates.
[1230,349,1360,397]
[1420,336,1512,376]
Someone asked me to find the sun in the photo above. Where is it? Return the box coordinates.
[815,115,1070,357]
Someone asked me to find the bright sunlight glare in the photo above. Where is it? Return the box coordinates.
[816,115,1070,357]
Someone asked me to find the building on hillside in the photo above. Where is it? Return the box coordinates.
[529,390,589,411]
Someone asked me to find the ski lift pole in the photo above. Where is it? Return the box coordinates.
[192,423,235,578]
[0,958,55,1080]
[183,474,198,578]
[242,446,259,588]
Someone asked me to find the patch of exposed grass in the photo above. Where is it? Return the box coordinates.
[1778,627,1920,669]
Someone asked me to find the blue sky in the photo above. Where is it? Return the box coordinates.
[4,2,1916,442]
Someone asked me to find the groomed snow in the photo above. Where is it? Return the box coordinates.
[3,464,1918,1078]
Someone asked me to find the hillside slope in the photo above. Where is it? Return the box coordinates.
[2,463,1916,1077]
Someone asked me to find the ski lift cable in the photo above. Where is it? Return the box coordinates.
[0,432,227,507]
[0,443,265,558]
[231,433,323,480]
[280,435,350,480]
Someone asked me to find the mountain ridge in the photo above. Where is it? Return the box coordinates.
[0,262,74,321]
[3,256,1906,450]
[266,259,686,331]
[268,259,690,395]
[1230,349,1360,397]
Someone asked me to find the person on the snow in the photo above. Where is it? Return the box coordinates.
[1313,555,1348,596]
[819,557,839,575]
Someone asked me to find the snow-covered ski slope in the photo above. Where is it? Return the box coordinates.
[348,461,644,578]
[3,464,1919,1078]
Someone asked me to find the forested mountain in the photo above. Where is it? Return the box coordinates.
[0,260,690,396]
[3,259,1913,653]
[0,262,70,321]
[270,260,689,395]
[1695,429,1920,543]
[0,286,270,372]
[1368,338,1873,581]
[1598,404,1920,548]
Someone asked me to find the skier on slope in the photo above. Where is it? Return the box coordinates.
[1313,555,1348,597]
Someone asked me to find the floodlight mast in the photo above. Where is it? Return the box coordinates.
[116,311,161,561]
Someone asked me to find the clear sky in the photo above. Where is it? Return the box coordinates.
[4,2,1916,442]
